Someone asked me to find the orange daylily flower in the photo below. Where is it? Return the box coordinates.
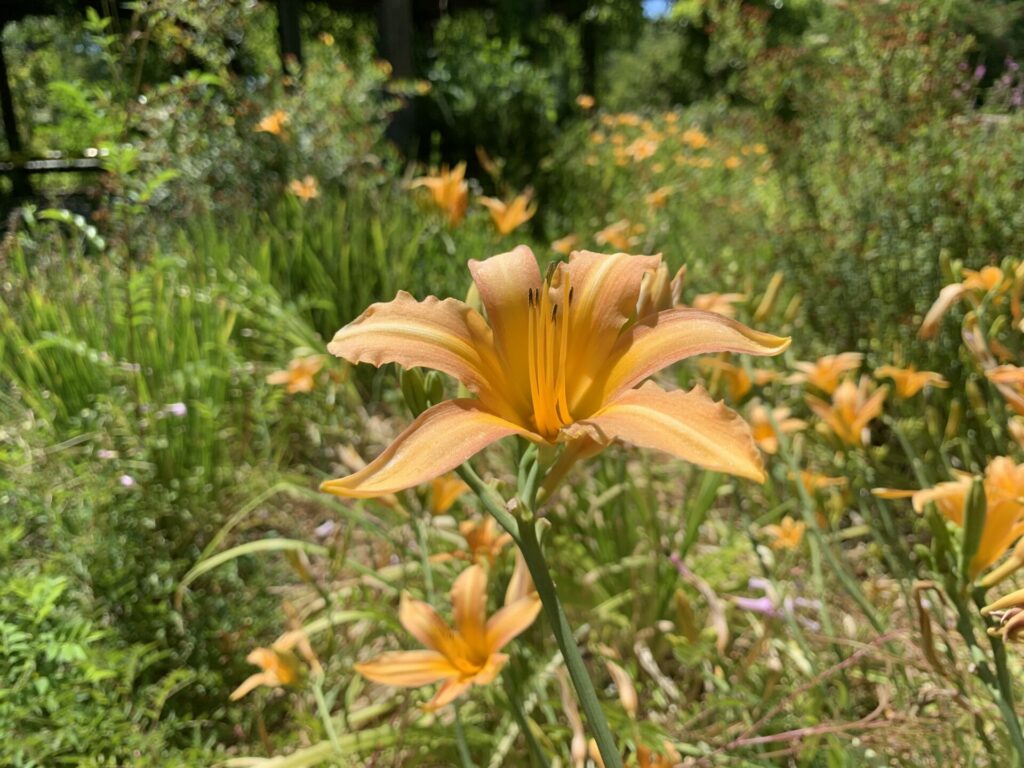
[411,163,470,226]
[266,355,326,393]
[288,175,319,201]
[806,376,886,446]
[763,515,806,550]
[355,564,541,710]
[691,292,746,318]
[875,457,1024,579]
[698,357,781,402]
[920,266,1007,339]
[788,352,864,394]
[320,248,789,498]
[747,401,806,454]
[230,621,321,701]
[255,109,289,136]
[430,473,470,515]
[458,517,513,564]
[626,138,659,162]
[681,128,709,149]
[576,94,596,110]
[595,220,643,251]
[644,186,672,209]
[723,156,742,170]
[874,365,948,398]
[479,191,537,236]
[796,470,848,493]
[552,234,579,255]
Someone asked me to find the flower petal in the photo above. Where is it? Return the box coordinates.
[486,594,542,652]
[451,564,488,650]
[592,308,790,411]
[562,250,662,405]
[320,399,534,498]
[399,593,457,656]
[920,283,967,339]
[230,672,273,701]
[327,290,500,396]
[424,677,474,711]
[568,381,765,482]
[468,246,542,416]
[356,650,458,687]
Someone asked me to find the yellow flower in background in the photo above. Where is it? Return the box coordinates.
[626,138,659,162]
[788,352,864,394]
[479,191,537,236]
[576,93,596,110]
[255,109,289,136]
[458,516,513,564]
[796,470,848,493]
[411,162,470,226]
[355,564,541,710]
[321,247,789,498]
[698,357,781,402]
[430,473,470,515]
[747,401,806,454]
[551,234,579,255]
[723,156,742,170]
[806,376,886,446]
[763,516,806,550]
[266,354,325,394]
[595,220,641,251]
[681,128,709,149]
[874,365,948,398]
[288,175,319,201]
[691,292,746,318]
[875,457,1024,579]
[644,186,672,209]
[230,619,321,701]
[920,265,1006,339]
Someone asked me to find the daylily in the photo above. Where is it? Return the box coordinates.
[479,191,537,236]
[681,127,709,149]
[644,186,672,209]
[920,266,1007,339]
[874,365,948,398]
[552,234,579,255]
[986,365,1024,416]
[982,586,1024,640]
[698,357,781,402]
[626,138,658,162]
[691,292,745,318]
[255,109,289,136]
[288,175,319,201]
[411,163,469,226]
[796,470,848,493]
[230,623,320,701]
[320,247,789,498]
[355,564,541,710]
[788,352,863,394]
[806,376,887,446]
[636,262,686,319]
[430,473,469,515]
[747,401,806,454]
[596,220,643,251]
[266,354,325,393]
[763,515,806,550]
[874,456,1024,578]
[576,93,596,110]
[457,516,513,564]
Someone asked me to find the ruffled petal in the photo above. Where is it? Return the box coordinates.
[355,650,458,687]
[568,381,765,482]
[320,399,535,498]
[589,308,790,413]
[486,594,542,652]
[327,290,501,397]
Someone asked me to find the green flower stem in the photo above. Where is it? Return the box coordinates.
[517,518,623,768]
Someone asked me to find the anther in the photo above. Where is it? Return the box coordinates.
[552,304,558,321]
[568,286,575,305]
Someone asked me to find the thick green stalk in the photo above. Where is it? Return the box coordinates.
[517,519,622,768]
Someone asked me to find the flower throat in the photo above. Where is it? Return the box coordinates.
[527,273,574,440]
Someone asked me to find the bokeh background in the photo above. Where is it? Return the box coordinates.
[4,1,1024,766]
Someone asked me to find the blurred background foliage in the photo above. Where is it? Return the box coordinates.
[3,0,1024,765]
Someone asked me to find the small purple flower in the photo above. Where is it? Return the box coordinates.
[164,402,188,417]
[733,595,779,616]
[119,474,136,488]
[1006,57,1019,72]
[1013,89,1022,108]
[97,449,118,460]
[974,64,987,81]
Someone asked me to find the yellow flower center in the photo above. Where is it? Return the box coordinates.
[526,278,574,440]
